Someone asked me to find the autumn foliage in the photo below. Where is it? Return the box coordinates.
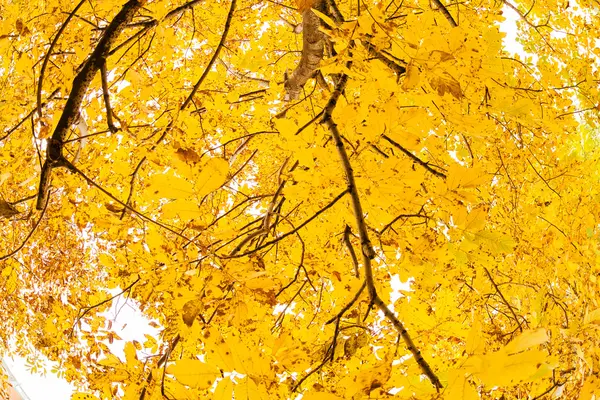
[1,0,600,398]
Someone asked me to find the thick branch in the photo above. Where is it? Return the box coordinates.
[344,225,360,278]
[36,0,145,209]
[284,0,326,100]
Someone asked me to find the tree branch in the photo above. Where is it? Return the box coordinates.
[431,0,457,27]
[36,0,145,209]
[381,134,447,178]
[181,0,237,109]
[226,189,349,258]
[484,267,524,332]
[70,277,140,336]
[320,72,442,390]
[284,0,326,100]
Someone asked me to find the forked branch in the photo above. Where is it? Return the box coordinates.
[319,73,442,390]
[36,0,145,209]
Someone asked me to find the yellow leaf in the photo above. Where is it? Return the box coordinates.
[213,378,234,400]
[245,276,279,290]
[166,359,220,389]
[97,354,122,367]
[124,341,138,366]
[161,199,201,219]
[473,230,516,254]
[447,165,489,190]
[196,158,229,197]
[147,172,194,200]
[303,392,344,400]
[466,349,548,387]
[445,370,478,400]
[234,377,266,400]
[311,8,337,28]
[273,117,298,138]
[584,308,600,324]
[504,329,548,354]
[402,61,420,90]
[579,376,600,400]
[44,318,58,335]
[465,316,484,355]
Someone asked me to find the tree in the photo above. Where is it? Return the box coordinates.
[1,0,599,398]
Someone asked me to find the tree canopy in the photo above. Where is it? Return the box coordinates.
[1,0,600,398]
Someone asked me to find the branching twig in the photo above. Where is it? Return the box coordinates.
[226,189,349,258]
[483,267,523,333]
[326,281,366,325]
[67,161,190,241]
[380,209,428,234]
[139,334,180,400]
[70,277,140,336]
[527,158,560,198]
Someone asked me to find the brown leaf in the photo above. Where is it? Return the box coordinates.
[0,199,19,219]
[429,72,462,99]
[182,298,202,327]
[176,148,201,164]
[15,19,30,36]
[105,203,122,213]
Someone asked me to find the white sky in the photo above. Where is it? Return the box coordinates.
[4,296,159,399]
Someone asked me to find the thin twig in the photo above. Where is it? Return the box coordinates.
[381,134,446,178]
[431,0,457,27]
[226,189,349,258]
[526,158,560,197]
[70,277,140,336]
[181,0,237,109]
[1,88,60,142]
[67,161,191,241]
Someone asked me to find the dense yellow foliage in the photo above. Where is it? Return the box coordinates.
[1,0,600,398]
